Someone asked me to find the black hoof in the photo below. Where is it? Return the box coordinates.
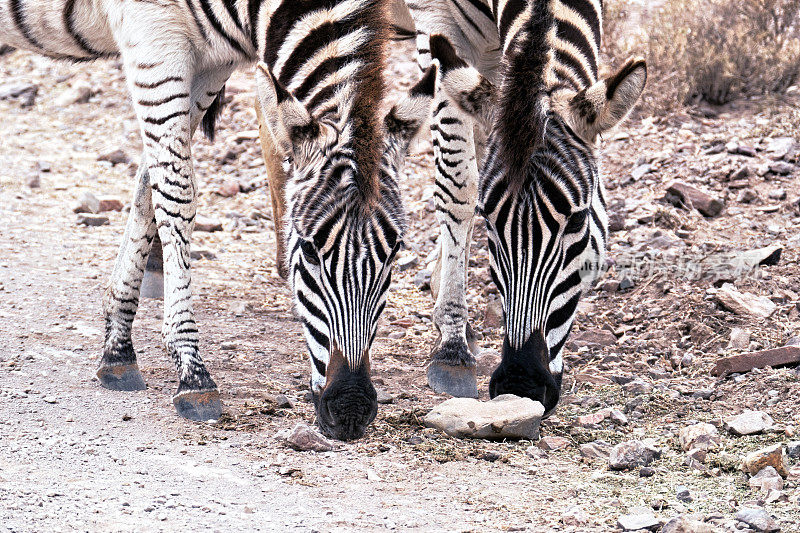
[173,389,222,421]
[427,361,478,398]
[97,364,147,391]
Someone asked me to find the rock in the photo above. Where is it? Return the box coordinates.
[608,211,626,232]
[749,466,784,492]
[195,215,223,232]
[624,379,653,395]
[560,506,587,527]
[274,394,293,409]
[724,410,774,436]
[728,328,751,350]
[617,512,662,531]
[397,253,418,271]
[538,436,571,451]
[476,350,500,376]
[713,346,800,376]
[743,444,788,477]
[766,137,796,156]
[618,277,635,290]
[576,411,606,428]
[72,192,100,214]
[665,181,723,217]
[97,149,130,165]
[661,516,716,533]
[26,173,41,188]
[97,196,124,212]
[769,161,794,176]
[734,508,779,532]
[191,248,217,260]
[217,178,240,197]
[639,466,655,477]
[609,409,628,425]
[631,163,654,181]
[55,82,92,106]
[76,214,109,226]
[685,448,708,467]
[413,269,431,291]
[579,440,611,459]
[422,394,544,440]
[768,188,787,201]
[679,423,720,451]
[786,441,800,459]
[483,297,503,329]
[567,329,617,350]
[730,165,752,180]
[608,440,661,470]
[283,423,334,452]
[737,189,758,203]
[376,390,394,404]
[0,82,38,106]
[714,283,776,318]
[735,145,757,157]
[675,486,692,502]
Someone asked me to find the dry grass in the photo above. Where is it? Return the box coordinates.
[604,0,800,113]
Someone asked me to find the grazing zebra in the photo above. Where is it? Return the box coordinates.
[395,0,646,413]
[1,0,432,435]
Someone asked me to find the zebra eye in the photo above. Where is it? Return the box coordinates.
[300,239,320,265]
[565,209,588,234]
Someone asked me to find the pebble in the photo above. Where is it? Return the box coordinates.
[679,423,720,451]
[483,297,503,329]
[723,410,774,436]
[768,188,787,201]
[728,328,751,350]
[737,189,758,203]
[26,173,41,188]
[220,342,237,351]
[76,214,109,227]
[768,161,794,176]
[567,328,617,349]
[734,508,779,532]
[97,197,124,212]
[617,511,662,531]
[786,441,800,459]
[661,515,716,533]
[748,466,784,492]
[715,284,776,319]
[282,423,335,452]
[217,178,240,197]
[274,394,293,409]
[475,350,501,376]
[396,253,418,271]
[0,82,38,106]
[190,248,217,260]
[537,436,571,451]
[72,192,101,214]
[608,440,661,470]
[560,506,587,526]
[675,485,692,502]
[43,396,57,404]
[423,394,544,440]
[639,466,655,477]
[195,216,223,232]
[56,83,92,106]
[376,390,394,404]
[743,444,788,477]
[97,149,130,165]
[579,440,611,459]
[413,269,431,291]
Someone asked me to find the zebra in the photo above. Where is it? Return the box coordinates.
[393,0,646,413]
[1,0,433,435]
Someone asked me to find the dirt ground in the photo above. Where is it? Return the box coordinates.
[1,42,799,532]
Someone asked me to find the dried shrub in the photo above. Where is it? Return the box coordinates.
[603,0,800,113]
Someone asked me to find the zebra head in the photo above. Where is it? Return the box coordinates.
[256,63,436,440]
[431,34,646,415]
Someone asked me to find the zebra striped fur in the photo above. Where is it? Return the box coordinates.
[399,0,646,413]
[1,0,432,430]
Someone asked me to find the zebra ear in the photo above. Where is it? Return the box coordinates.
[567,57,647,141]
[430,34,496,127]
[255,62,315,153]
[384,63,438,151]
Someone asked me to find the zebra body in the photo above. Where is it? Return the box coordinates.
[400,0,645,412]
[2,0,432,432]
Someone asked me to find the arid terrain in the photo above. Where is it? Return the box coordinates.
[1,41,799,532]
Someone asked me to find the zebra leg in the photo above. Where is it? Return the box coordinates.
[99,162,156,391]
[254,100,289,279]
[425,78,480,399]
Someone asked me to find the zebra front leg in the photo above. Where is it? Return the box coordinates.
[99,163,156,391]
[425,72,481,398]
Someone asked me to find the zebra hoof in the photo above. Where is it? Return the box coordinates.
[173,389,222,422]
[427,362,478,398]
[96,364,147,391]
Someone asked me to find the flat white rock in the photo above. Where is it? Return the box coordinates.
[423,394,544,440]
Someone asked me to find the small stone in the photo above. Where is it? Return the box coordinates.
[397,253,418,272]
[786,441,800,459]
[728,328,751,350]
[715,284,776,319]
[675,486,692,502]
[43,396,57,404]
[576,411,606,428]
[736,145,757,157]
[661,516,716,533]
[749,466,784,492]
[274,394,293,409]
[743,444,788,477]
[387,331,405,340]
[724,410,774,436]
[55,82,92,106]
[737,189,758,203]
[567,329,617,349]
[769,161,794,176]
[768,188,787,201]
[608,212,625,232]
[730,165,752,180]
[0,82,38,106]
[618,277,635,290]
[476,350,500,376]
[679,423,720,451]
[195,215,223,232]
[579,440,611,459]
[538,436,571,451]
[665,181,723,217]
[560,506,587,527]
[97,197,124,212]
[413,269,431,291]
[624,379,653,395]
[639,466,655,477]
[26,173,41,188]
[483,297,503,329]
[376,390,394,404]
[283,423,335,452]
[713,345,800,375]
[600,280,620,292]
[76,214,109,227]
[617,512,662,531]
[191,248,217,260]
[72,191,101,214]
[608,440,662,470]
[423,394,544,440]
[734,508,779,532]
[631,163,653,181]
[220,341,237,351]
[97,149,130,165]
[217,178,240,197]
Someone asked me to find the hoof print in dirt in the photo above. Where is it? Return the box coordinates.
[96,364,147,392]
[172,389,222,422]
[427,361,478,398]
